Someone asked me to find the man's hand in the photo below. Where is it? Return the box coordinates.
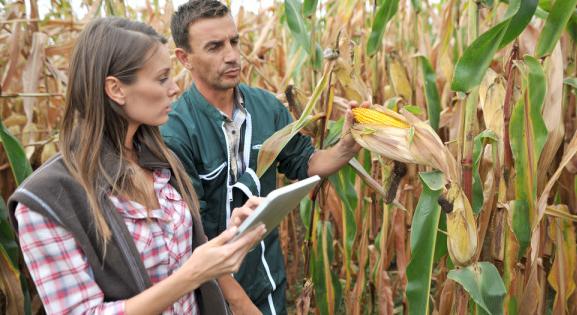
[307,100,371,178]
[340,100,371,154]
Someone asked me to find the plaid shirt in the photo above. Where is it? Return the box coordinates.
[15,168,199,315]
[220,88,247,182]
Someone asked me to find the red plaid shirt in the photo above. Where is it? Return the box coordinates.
[15,169,199,315]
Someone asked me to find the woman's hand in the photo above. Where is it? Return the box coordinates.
[176,223,266,291]
[229,197,263,227]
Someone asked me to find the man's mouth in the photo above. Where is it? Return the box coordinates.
[223,67,240,76]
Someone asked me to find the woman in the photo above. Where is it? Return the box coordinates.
[8,17,264,314]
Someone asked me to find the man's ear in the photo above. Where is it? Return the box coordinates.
[175,48,192,70]
[104,76,126,105]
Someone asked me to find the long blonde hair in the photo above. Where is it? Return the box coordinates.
[60,17,198,245]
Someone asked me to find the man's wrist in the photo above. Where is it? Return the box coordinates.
[336,137,359,159]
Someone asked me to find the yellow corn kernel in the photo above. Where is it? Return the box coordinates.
[352,108,410,128]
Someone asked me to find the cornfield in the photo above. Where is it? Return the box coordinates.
[2,0,577,314]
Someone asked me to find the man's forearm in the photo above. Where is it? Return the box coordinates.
[218,274,248,304]
[307,140,357,177]
[217,274,261,314]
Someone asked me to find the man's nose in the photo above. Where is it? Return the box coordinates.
[224,43,239,64]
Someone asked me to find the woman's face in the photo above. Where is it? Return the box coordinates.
[121,44,179,127]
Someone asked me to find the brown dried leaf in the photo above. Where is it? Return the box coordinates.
[0,253,24,315]
[538,43,565,192]
[479,68,505,140]
[1,13,22,92]
[547,205,577,315]
[388,55,412,102]
[22,32,48,123]
[3,113,26,128]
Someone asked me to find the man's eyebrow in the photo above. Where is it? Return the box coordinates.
[204,39,224,48]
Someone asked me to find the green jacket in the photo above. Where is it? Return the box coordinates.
[161,83,314,313]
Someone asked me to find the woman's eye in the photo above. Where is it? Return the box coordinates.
[159,77,168,84]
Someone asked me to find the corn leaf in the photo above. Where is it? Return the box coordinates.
[448,262,507,315]
[285,0,311,52]
[547,205,577,315]
[535,0,577,57]
[537,127,577,231]
[567,14,577,42]
[256,113,323,177]
[419,56,441,131]
[509,56,548,255]
[293,66,332,132]
[406,171,444,315]
[0,245,24,315]
[0,120,33,185]
[499,0,538,49]
[348,157,387,197]
[411,0,421,13]
[367,0,399,56]
[312,220,342,315]
[303,0,318,17]
[328,165,358,290]
[0,196,18,267]
[451,0,521,92]
[257,66,331,177]
[565,77,577,90]
[323,118,345,149]
[472,130,499,214]
[105,0,127,17]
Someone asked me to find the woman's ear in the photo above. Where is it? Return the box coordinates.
[104,76,126,105]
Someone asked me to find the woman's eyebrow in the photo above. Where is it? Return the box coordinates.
[155,67,171,75]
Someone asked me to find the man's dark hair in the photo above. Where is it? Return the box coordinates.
[171,0,230,51]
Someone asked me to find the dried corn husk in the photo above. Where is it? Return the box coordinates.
[351,106,459,182]
[440,184,478,267]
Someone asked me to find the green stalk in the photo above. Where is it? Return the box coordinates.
[309,10,317,90]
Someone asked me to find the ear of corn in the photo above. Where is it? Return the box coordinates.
[442,184,478,267]
[352,125,417,164]
[352,106,477,267]
[352,107,410,128]
[351,106,460,183]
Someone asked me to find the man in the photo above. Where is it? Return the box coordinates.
[161,1,363,314]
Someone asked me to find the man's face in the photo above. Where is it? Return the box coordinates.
[186,15,241,90]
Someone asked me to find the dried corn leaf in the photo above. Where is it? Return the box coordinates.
[22,32,48,123]
[538,43,565,191]
[388,55,412,102]
[547,205,577,315]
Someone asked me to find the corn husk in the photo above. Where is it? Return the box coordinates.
[443,184,478,267]
[351,106,459,182]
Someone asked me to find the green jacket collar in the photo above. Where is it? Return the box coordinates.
[186,84,228,122]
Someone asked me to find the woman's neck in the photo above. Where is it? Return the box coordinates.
[124,123,139,163]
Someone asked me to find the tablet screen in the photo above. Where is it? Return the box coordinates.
[231,175,321,242]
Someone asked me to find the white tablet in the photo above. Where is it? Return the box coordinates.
[231,175,321,242]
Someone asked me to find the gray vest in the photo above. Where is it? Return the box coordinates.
[8,147,228,314]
